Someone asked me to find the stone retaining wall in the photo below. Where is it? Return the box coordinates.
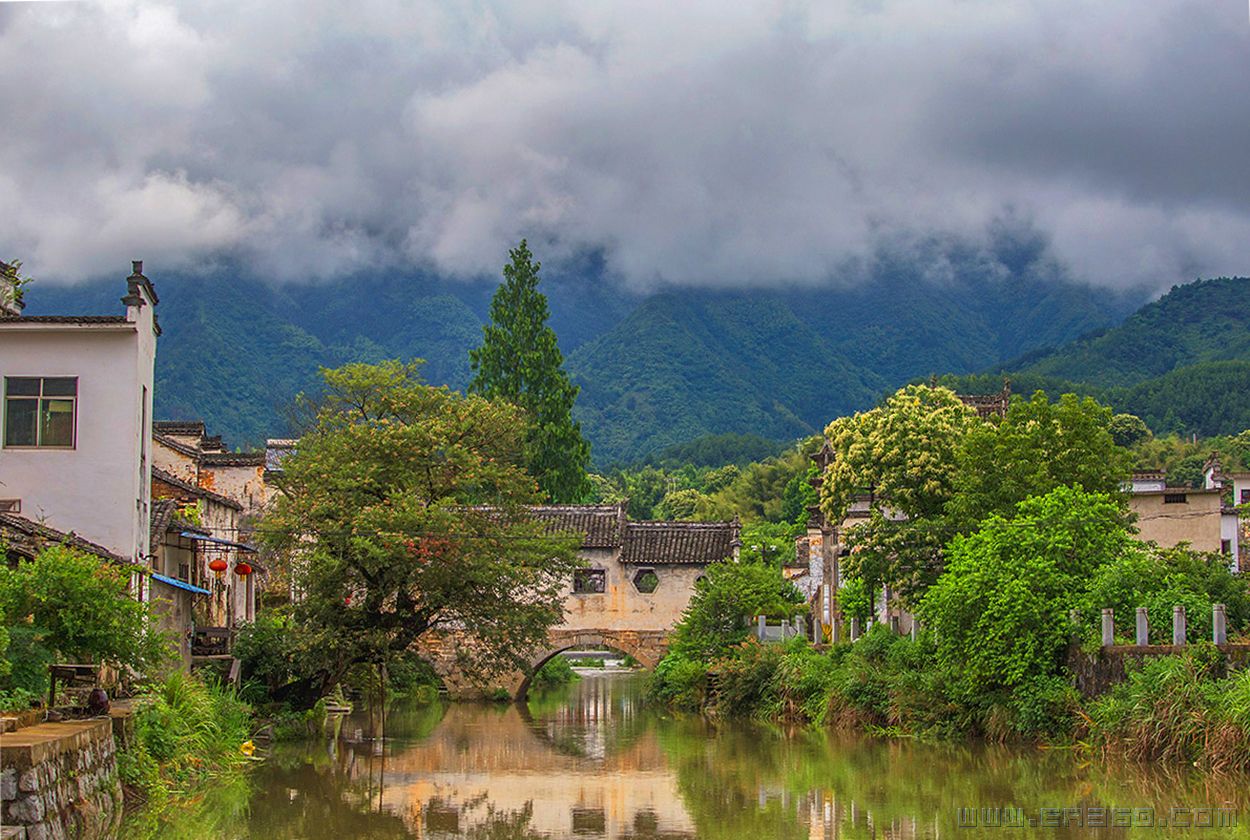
[1,717,122,840]
[1068,643,1250,697]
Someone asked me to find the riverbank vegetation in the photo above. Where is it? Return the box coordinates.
[118,672,253,805]
[0,544,167,709]
[650,384,1250,769]
[0,542,257,811]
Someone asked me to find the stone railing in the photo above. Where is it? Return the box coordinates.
[1071,604,1250,696]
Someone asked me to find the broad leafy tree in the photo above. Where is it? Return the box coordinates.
[264,361,583,703]
[920,486,1135,694]
[819,385,979,599]
[947,391,1132,530]
[469,240,591,502]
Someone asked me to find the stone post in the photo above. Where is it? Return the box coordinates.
[781,619,790,640]
[757,614,766,641]
[1173,605,1186,646]
[1214,603,1227,645]
[1135,607,1148,646]
[889,615,900,634]
[910,619,919,642]
[1101,608,1114,648]
[850,617,861,641]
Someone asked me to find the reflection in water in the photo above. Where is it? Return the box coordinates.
[124,671,1250,838]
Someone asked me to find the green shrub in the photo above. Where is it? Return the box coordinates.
[233,611,299,700]
[0,545,168,686]
[119,672,253,804]
[669,561,804,661]
[0,625,54,702]
[714,641,785,719]
[648,654,708,711]
[530,656,580,690]
[1005,674,1080,740]
[1078,546,1250,645]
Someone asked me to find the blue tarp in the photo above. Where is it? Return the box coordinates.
[151,572,211,596]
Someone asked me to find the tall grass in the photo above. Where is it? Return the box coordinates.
[118,671,254,805]
[1087,649,1250,771]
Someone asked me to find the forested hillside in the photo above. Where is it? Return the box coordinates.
[24,261,1135,463]
[945,277,1250,438]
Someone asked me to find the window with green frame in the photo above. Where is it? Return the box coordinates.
[4,377,77,448]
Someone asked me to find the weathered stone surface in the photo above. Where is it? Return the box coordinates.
[1068,642,1250,697]
[416,626,672,700]
[0,714,124,839]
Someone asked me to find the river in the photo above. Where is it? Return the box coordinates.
[124,668,1250,838]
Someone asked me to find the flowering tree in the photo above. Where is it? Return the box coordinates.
[819,385,979,599]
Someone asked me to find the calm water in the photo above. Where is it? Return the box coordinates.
[124,671,1250,838]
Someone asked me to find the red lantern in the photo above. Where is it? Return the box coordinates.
[234,562,253,577]
[208,558,228,574]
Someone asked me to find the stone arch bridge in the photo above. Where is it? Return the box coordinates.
[415,504,740,700]
[417,627,672,700]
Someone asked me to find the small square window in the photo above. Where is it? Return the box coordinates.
[1163,493,1188,504]
[3,377,77,448]
[573,568,605,594]
[1222,540,1232,556]
[1240,489,1250,505]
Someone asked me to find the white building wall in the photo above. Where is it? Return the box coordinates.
[0,281,156,561]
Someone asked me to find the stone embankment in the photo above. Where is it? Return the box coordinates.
[1,712,128,840]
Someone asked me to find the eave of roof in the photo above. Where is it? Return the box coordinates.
[153,433,202,459]
[0,315,133,330]
[621,520,740,565]
[200,451,266,467]
[151,467,243,510]
[0,512,127,563]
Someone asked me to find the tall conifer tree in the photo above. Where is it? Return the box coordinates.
[469,240,591,502]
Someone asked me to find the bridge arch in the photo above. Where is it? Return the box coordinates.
[515,629,667,700]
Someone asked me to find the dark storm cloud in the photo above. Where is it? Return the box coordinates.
[1,0,1247,290]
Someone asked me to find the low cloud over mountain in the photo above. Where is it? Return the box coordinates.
[2,1,1247,291]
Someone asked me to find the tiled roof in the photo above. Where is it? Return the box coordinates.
[530,504,626,548]
[153,420,206,437]
[0,315,129,325]
[153,433,202,459]
[152,467,243,511]
[0,513,126,563]
[621,520,740,565]
[150,499,178,549]
[200,451,266,467]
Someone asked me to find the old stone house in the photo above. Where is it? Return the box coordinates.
[530,503,741,634]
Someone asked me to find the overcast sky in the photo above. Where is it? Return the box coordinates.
[1,0,1247,291]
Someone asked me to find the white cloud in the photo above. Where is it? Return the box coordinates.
[0,0,1246,291]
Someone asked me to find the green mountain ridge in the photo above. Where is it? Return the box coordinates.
[24,264,1138,464]
[945,277,1250,438]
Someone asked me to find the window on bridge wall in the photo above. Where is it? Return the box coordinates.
[633,569,659,594]
[573,568,605,594]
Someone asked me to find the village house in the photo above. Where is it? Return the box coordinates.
[0,261,157,565]
[1124,470,1229,561]
[531,503,740,633]
[150,422,272,634]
